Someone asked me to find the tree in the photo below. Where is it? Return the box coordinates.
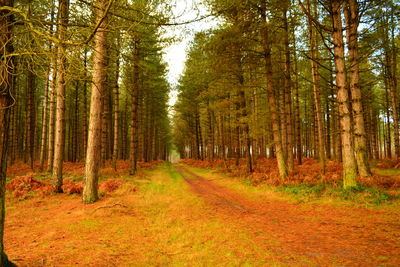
[52,0,69,193]
[0,0,15,264]
[112,32,121,171]
[344,0,371,176]
[260,0,287,179]
[129,34,140,175]
[330,0,358,188]
[83,0,109,204]
[307,0,326,172]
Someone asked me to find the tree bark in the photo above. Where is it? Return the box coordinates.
[292,22,302,165]
[25,65,35,169]
[39,2,55,171]
[344,0,371,176]
[129,37,140,175]
[112,34,120,171]
[260,1,287,179]
[82,50,88,160]
[0,0,14,263]
[307,0,326,172]
[83,0,108,204]
[331,0,358,188]
[52,0,69,193]
[47,54,57,172]
[283,3,294,172]
[39,67,50,171]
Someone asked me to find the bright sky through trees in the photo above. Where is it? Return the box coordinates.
[162,0,218,106]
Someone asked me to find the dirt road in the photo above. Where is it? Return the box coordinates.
[175,164,400,266]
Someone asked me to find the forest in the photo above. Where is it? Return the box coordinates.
[0,0,399,265]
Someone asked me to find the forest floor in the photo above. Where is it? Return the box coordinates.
[4,161,400,266]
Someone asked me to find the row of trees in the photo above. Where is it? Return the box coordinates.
[173,0,399,188]
[1,0,174,262]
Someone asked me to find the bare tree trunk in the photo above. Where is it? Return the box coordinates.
[387,59,399,157]
[9,95,15,165]
[384,81,392,158]
[129,37,139,175]
[82,50,88,160]
[260,1,287,179]
[52,0,69,192]
[83,0,108,204]
[292,23,302,165]
[73,80,79,161]
[307,0,326,172]
[389,4,400,158]
[326,100,331,159]
[112,34,120,171]
[47,55,57,172]
[238,85,253,173]
[101,80,109,166]
[344,0,371,176]
[0,0,14,263]
[39,2,55,171]
[198,113,204,160]
[372,111,379,160]
[235,102,240,166]
[206,104,213,160]
[283,4,294,172]
[121,97,128,159]
[39,67,50,171]
[26,65,35,169]
[331,0,358,188]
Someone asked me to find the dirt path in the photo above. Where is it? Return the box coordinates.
[175,164,400,266]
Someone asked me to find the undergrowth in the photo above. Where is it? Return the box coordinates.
[182,158,400,206]
[277,183,398,205]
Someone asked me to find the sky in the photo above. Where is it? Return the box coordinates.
[161,0,219,107]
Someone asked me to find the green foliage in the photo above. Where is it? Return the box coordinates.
[278,183,398,205]
[278,183,327,198]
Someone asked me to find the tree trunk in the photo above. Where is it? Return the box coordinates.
[52,0,69,192]
[344,0,371,176]
[260,1,287,179]
[239,84,253,173]
[331,0,358,188]
[39,67,50,171]
[82,50,88,160]
[26,65,35,169]
[101,78,109,166]
[73,80,79,161]
[0,0,14,263]
[283,3,294,172]
[40,3,56,171]
[47,54,57,172]
[384,81,392,158]
[112,35,120,171]
[292,23,302,165]
[307,0,326,172]
[83,0,108,203]
[129,37,140,175]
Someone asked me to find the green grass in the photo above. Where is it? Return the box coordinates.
[130,163,289,266]
[277,183,398,205]
[373,168,400,176]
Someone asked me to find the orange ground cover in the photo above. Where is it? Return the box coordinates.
[5,160,163,200]
[180,158,400,190]
[6,160,164,177]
